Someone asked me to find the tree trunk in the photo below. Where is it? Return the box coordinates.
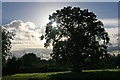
[72,44,82,72]
[72,62,82,72]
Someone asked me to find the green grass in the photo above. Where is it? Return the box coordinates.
[2,69,120,80]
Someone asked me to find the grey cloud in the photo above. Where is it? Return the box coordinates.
[3,20,42,41]
[4,20,22,29]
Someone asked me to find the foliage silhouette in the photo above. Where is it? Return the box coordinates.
[21,53,40,67]
[2,27,13,58]
[4,57,20,75]
[1,27,14,75]
[43,6,110,72]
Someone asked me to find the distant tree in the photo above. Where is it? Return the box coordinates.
[21,53,40,67]
[43,6,110,72]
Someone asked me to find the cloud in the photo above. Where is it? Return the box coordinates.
[99,18,118,49]
[105,27,118,47]
[2,20,53,59]
[100,18,118,27]
[3,20,49,50]
[4,20,22,29]
[3,20,42,40]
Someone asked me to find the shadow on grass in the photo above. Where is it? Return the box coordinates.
[2,71,120,80]
[49,71,120,80]
[28,78,48,80]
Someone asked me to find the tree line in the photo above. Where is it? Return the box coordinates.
[2,52,120,76]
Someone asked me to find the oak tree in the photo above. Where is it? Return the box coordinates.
[43,6,110,72]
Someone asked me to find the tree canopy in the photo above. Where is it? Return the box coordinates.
[1,27,14,68]
[43,6,110,72]
[2,27,13,57]
[21,53,41,67]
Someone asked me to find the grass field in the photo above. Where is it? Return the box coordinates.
[2,69,120,80]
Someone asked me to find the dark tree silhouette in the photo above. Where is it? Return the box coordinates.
[21,53,40,67]
[5,57,20,75]
[43,6,110,72]
[1,27,14,68]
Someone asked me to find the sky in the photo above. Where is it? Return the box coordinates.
[2,2,119,59]
[2,2,118,26]
[1,0,120,2]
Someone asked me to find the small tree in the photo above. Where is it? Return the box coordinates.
[1,27,14,68]
[43,6,110,72]
[21,53,40,67]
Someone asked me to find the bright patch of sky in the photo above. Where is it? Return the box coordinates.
[2,2,118,26]
[2,2,119,58]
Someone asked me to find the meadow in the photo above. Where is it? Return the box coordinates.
[2,69,120,80]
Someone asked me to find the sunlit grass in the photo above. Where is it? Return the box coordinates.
[2,69,120,80]
[83,69,120,72]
